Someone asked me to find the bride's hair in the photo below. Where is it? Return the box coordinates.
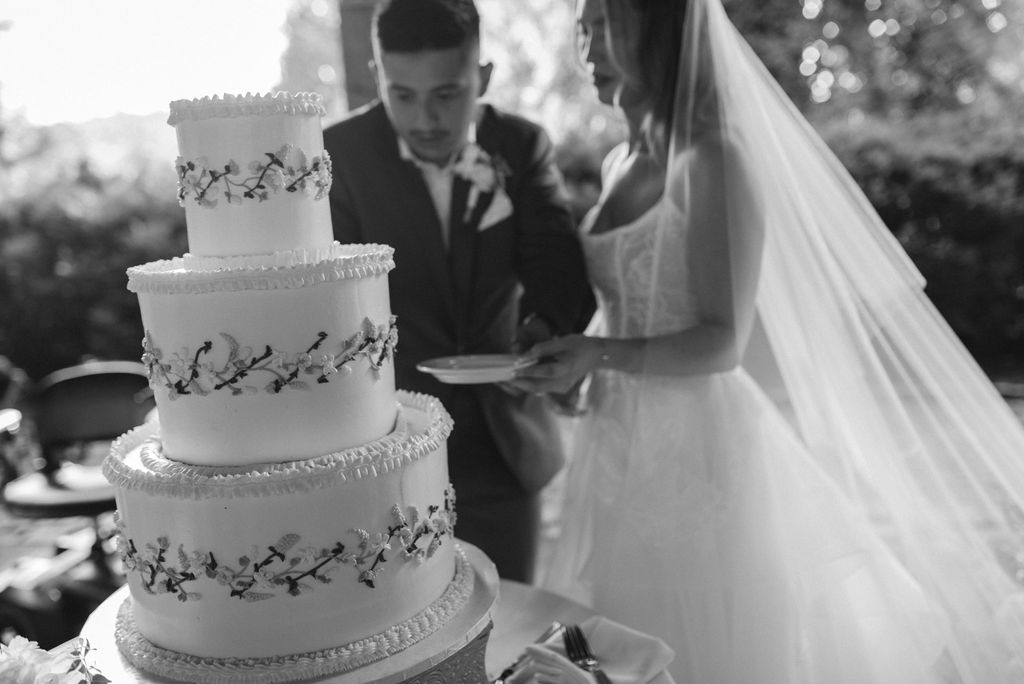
[605,0,689,159]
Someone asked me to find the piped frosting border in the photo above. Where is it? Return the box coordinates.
[127,243,395,295]
[113,545,475,684]
[168,92,326,126]
[102,391,453,500]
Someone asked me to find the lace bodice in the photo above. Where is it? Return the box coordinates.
[581,199,698,338]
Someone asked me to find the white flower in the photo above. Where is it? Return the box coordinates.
[454,143,512,227]
[185,549,206,571]
[369,532,392,554]
[264,164,286,191]
[253,567,276,590]
[297,546,320,565]
[455,144,501,191]
[215,567,236,585]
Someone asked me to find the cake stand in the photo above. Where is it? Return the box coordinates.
[80,541,499,683]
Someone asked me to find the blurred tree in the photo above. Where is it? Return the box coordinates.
[280,0,348,123]
[728,0,1024,119]
[337,0,379,112]
[0,118,185,380]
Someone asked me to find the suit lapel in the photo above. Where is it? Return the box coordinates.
[449,110,502,342]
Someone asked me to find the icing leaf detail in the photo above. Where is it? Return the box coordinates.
[142,318,397,398]
[113,488,456,601]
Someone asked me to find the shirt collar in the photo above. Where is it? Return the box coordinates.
[397,123,478,171]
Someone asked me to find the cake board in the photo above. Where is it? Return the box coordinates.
[80,541,499,684]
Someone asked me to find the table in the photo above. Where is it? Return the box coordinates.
[485,578,596,674]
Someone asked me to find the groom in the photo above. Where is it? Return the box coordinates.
[324,0,593,582]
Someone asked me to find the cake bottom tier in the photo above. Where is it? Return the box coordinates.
[80,542,499,684]
[102,391,471,672]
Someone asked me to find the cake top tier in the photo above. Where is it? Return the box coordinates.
[167,92,327,126]
[169,91,334,258]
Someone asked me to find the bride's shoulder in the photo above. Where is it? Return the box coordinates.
[672,130,743,173]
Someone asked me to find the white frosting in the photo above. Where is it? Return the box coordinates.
[104,394,453,499]
[127,243,394,295]
[133,246,397,466]
[167,92,327,125]
[106,393,459,661]
[169,92,333,257]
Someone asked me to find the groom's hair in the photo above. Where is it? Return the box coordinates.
[374,0,481,53]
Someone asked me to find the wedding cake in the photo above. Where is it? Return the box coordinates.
[101,92,494,683]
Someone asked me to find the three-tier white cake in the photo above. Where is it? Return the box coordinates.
[102,92,492,684]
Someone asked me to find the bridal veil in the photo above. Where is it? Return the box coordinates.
[624,0,1024,678]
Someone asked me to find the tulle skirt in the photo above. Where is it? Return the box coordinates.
[540,368,965,684]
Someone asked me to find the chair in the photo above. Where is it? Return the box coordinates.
[0,356,29,410]
[0,360,154,646]
[3,360,154,520]
[0,408,22,492]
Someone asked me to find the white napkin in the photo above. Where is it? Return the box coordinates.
[507,615,675,684]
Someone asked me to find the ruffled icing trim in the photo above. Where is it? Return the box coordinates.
[114,545,475,684]
[127,243,395,295]
[168,92,325,126]
[103,392,454,500]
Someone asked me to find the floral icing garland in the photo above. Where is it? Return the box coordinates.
[142,316,397,398]
[114,488,456,602]
[176,144,332,208]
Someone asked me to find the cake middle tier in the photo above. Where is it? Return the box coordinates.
[128,243,397,466]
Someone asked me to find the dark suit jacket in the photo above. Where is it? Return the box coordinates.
[325,102,592,494]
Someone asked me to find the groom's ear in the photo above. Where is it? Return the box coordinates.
[368,60,381,93]
[478,62,494,97]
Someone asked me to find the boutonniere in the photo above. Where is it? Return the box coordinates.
[454,143,513,230]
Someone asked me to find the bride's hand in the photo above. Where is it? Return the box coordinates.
[510,334,604,395]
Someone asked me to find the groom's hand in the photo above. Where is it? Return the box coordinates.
[512,312,555,353]
[498,313,555,397]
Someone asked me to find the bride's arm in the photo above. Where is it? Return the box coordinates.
[512,136,764,393]
[637,134,764,375]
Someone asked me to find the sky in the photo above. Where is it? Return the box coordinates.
[0,1,290,126]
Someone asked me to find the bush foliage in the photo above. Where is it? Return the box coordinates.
[821,111,1024,365]
[0,119,186,380]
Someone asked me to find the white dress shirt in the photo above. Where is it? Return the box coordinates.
[396,125,477,250]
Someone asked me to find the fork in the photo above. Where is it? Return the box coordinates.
[563,623,614,684]
[492,621,564,683]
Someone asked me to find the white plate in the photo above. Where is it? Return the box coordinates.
[416,354,537,384]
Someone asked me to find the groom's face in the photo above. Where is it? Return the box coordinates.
[375,42,491,166]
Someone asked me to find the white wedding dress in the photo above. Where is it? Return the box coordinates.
[540,187,964,684]
[537,0,1024,679]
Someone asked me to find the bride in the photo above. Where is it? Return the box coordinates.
[511,0,1024,681]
